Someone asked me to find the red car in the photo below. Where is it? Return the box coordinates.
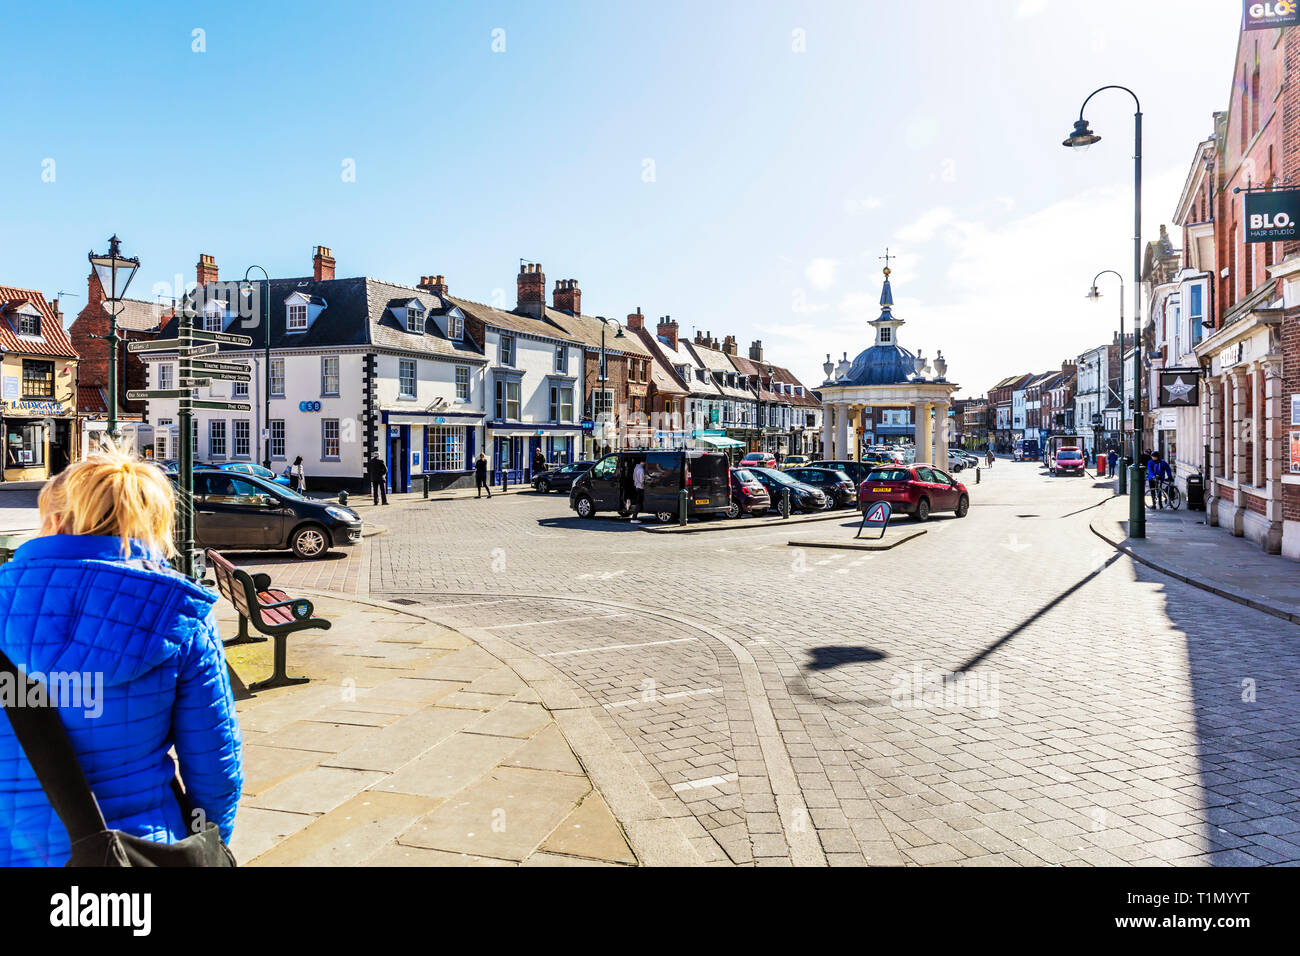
[1052,447,1085,476]
[740,451,777,471]
[727,467,771,518]
[858,465,969,521]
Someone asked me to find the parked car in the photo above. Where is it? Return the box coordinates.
[858,465,970,521]
[784,466,857,508]
[813,459,876,487]
[947,451,968,473]
[780,455,811,471]
[740,451,778,471]
[533,460,595,493]
[726,468,771,518]
[216,461,292,487]
[570,450,730,523]
[179,468,363,559]
[1051,447,1086,477]
[150,458,212,474]
[748,467,827,513]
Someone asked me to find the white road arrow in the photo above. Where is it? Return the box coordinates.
[1002,534,1032,553]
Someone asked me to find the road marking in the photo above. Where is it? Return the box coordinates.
[417,598,533,610]
[1001,534,1032,553]
[604,686,723,709]
[541,637,698,657]
[671,772,739,793]
[486,613,631,630]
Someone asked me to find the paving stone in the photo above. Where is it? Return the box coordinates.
[251,791,444,867]
[539,791,637,864]
[322,707,478,773]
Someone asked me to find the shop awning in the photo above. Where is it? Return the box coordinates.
[691,435,745,449]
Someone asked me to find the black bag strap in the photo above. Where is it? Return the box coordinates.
[0,648,110,844]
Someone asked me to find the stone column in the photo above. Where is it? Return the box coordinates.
[934,401,950,469]
[1205,374,1221,526]
[1228,368,1249,536]
[821,404,833,461]
[915,402,933,464]
[836,404,849,461]
[1263,357,1284,553]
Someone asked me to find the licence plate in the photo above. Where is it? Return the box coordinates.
[874,487,892,493]
[695,498,709,506]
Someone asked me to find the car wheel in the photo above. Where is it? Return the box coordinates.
[915,498,931,522]
[956,494,970,518]
[726,501,741,519]
[290,524,329,560]
[821,495,836,511]
[538,479,550,493]
[575,495,594,518]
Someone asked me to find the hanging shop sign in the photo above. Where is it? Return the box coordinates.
[1158,371,1200,408]
[1244,1,1298,30]
[1244,189,1300,242]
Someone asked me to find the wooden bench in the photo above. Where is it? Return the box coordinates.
[206,549,330,693]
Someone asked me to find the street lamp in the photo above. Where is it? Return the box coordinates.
[88,235,140,441]
[1087,269,1128,494]
[239,266,271,467]
[598,317,624,452]
[1063,85,1146,538]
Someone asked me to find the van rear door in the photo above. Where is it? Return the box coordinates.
[687,452,731,512]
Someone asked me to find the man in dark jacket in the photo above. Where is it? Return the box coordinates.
[533,448,546,480]
[475,452,492,499]
[367,455,389,505]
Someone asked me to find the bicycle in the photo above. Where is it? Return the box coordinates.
[1148,476,1182,511]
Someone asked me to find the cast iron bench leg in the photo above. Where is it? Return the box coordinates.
[247,633,310,693]
[223,614,268,647]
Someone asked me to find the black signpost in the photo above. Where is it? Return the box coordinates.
[126,300,253,579]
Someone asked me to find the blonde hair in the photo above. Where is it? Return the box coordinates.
[38,444,177,559]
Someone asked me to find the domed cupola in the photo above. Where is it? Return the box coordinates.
[837,260,918,387]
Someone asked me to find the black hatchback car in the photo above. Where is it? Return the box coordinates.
[532,460,595,494]
[181,468,363,559]
[747,467,827,513]
[784,466,858,508]
[813,459,877,487]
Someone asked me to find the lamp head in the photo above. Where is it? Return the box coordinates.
[1063,119,1101,150]
[1086,285,1101,302]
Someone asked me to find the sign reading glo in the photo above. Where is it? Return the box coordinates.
[1245,0,1298,29]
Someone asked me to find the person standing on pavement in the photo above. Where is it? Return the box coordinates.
[290,456,305,493]
[1107,448,1119,480]
[475,452,492,499]
[629,459,646,524]
[533,447,546,482]
[366,454,389,505]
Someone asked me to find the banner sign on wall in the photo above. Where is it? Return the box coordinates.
[1158,371,1200,408]
[1292,431,1300,474]
[1244,189,1300,242]
[1244,1,1299,30]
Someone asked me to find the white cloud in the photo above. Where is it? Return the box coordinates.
[804,257,840,290]
[894,207,959,244]
[1015,0,1048,17]
[844,196,884,215]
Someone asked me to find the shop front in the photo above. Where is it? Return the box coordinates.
[2,398,76,482]
[382,410,486,493]
[492,423,584,483]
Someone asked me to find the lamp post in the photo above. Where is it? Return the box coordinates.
[598,318,624,453]
[1064,85,1145,538]
[88,236,141,441]
[1086,269,1128,493]
[240,266,271,467]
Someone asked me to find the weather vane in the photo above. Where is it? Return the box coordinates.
[879,248,894,274]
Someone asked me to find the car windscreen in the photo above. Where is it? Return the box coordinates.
[867,469,910,482]
[1057,451,1082,460]
[757,468,797,485]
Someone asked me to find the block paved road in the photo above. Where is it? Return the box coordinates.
[246,462,1300,866]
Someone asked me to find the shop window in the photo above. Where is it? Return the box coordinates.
[269,419,285,459]
[22,360,54,399]
[424,426,465,472]
[6,423,44,468]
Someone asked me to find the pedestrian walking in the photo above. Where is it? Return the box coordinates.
[1107,448,1119,480]
[533,447,546,480]
[366,454,389,505]
[475,452,492,498]
[290,455,305,493]
[0,447,243,866]
[629,459,646,524]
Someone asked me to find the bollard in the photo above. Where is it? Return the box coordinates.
[679,488,688,526]
[423,474,429,498]
[782,487,791,519]
[502,470,508,493]
[976,466,981,485]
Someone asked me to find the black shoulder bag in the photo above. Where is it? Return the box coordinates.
[0,649,236,867]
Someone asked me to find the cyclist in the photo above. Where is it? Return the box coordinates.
[1147,450,1173,509]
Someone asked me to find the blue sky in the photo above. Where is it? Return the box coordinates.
[2,0,1244,394]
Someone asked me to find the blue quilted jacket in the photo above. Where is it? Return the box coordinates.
[0,535,243,866]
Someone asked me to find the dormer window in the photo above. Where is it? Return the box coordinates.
[880,327,892,344]
[15,307,40,337]
[203,301,225,332]
[448,313,464,341]
[287,303,308,331]
[407,305,426,333]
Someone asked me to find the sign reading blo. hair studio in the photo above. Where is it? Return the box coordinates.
[1244,189,1300,242]
[1244,1,1299,29]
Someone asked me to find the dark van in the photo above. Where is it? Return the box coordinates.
[569,450,730,522]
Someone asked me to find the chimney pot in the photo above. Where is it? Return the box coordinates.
[313,245,336,281]
[196,253,219,288]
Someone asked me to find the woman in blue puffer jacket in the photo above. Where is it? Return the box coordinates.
[0,448,243,866]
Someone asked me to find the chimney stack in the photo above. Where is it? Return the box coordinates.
[722,335,737,356]
[657,315,678,350]
[196,253,219,288]
[749,340,764,362]
[552,278,581,315]
[626,307,644,331]
[313,246,336,281]
[418,275,448,296]
[517,262,545,318]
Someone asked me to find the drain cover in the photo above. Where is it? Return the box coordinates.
[390,598,420,606]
